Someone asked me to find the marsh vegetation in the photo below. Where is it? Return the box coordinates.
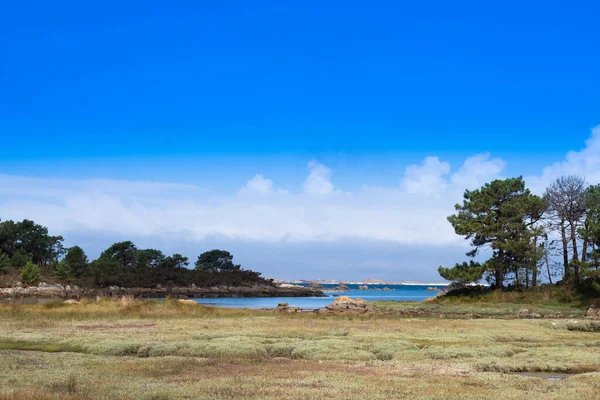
[0,299,599,399]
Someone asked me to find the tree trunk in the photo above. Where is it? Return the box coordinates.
[495,268,503,289]
[581,237,588,264]
[570,221,580,284]
[560,219,570,281]
[495,249,504,289]
[545,252,553,285]
[532,235,538,287]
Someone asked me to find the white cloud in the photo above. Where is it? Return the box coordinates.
[1,125,599,260]
[303,160,335,195]
[238,174,274,195]
[527,125,600,193]
[451,153,506,189]
[0,174,460,247]
[401,156,450,196]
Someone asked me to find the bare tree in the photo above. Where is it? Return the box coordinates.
[544,176,587,284]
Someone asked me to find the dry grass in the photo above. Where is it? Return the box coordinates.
[0,299,599,399]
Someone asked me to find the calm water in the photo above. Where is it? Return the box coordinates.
[192,284,446,309]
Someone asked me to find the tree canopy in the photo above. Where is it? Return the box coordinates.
[0,218,263,289]
[195,250,241,272]
[440,175,600,294]
[438,261,483,284]
[444,177,546,287]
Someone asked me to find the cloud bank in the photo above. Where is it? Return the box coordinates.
[0,125,599,279]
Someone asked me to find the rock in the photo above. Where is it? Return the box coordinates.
[426,287,441,292]
[382,287,391,291]
[156,284,163,289]
[309,281,323,289]
[515,309,540,319]
[332,282,349,292]
[316,296,371,315]
[358,285,369,290]
[65,285,71,290]
[276,302,289,311]
[38,282,64,289]
[191,283,197,289]
[586,308,600,320]
[63,299,80,304]
[15,282,23,288]
[177,299,197,305]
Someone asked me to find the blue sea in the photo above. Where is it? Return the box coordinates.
[191,284,446,309]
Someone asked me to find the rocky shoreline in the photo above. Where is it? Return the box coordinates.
[0,283,326,302]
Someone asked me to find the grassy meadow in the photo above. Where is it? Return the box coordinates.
[0,298,599,400]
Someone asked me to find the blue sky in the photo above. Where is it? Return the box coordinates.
[1,1,599,280]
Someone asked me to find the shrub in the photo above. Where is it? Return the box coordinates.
[0,253,10,274]
[21,261,41,286]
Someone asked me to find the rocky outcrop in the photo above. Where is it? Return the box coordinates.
[332,282,349,292]
[316,296,371,315]
[0,284,326,302]
[275,302,301,313]
[358,285,369,290]
[586,307,600,320]
[309,281,324,289]
[177,299,198,305]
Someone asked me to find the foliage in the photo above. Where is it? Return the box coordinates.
[136,248,166,268]
[195,249,241,272]
[10,248,28,269]
[0,217,266,289]
[53,260,70,280]
[545,175,588,283]
[444,177,547,287]
[579,184,600,292]
[0,253,10,274]
[160,253,189,269]
[100,241,138,268]
[0,219,64,265]
[64,246,89,278]
[437,261,483,284]
[21,261,41,286]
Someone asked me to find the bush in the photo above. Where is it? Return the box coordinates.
[21,261,41,286]
[0,253,10,274]
[11,249,28,269]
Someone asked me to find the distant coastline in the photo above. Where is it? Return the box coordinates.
[272,279,451,286]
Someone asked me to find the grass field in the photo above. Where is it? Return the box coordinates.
[0,298,599,399]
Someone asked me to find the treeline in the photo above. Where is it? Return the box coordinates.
[0,219,267,288]
[439,175,600,294]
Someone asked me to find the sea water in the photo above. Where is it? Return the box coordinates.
[191,284,446,309]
